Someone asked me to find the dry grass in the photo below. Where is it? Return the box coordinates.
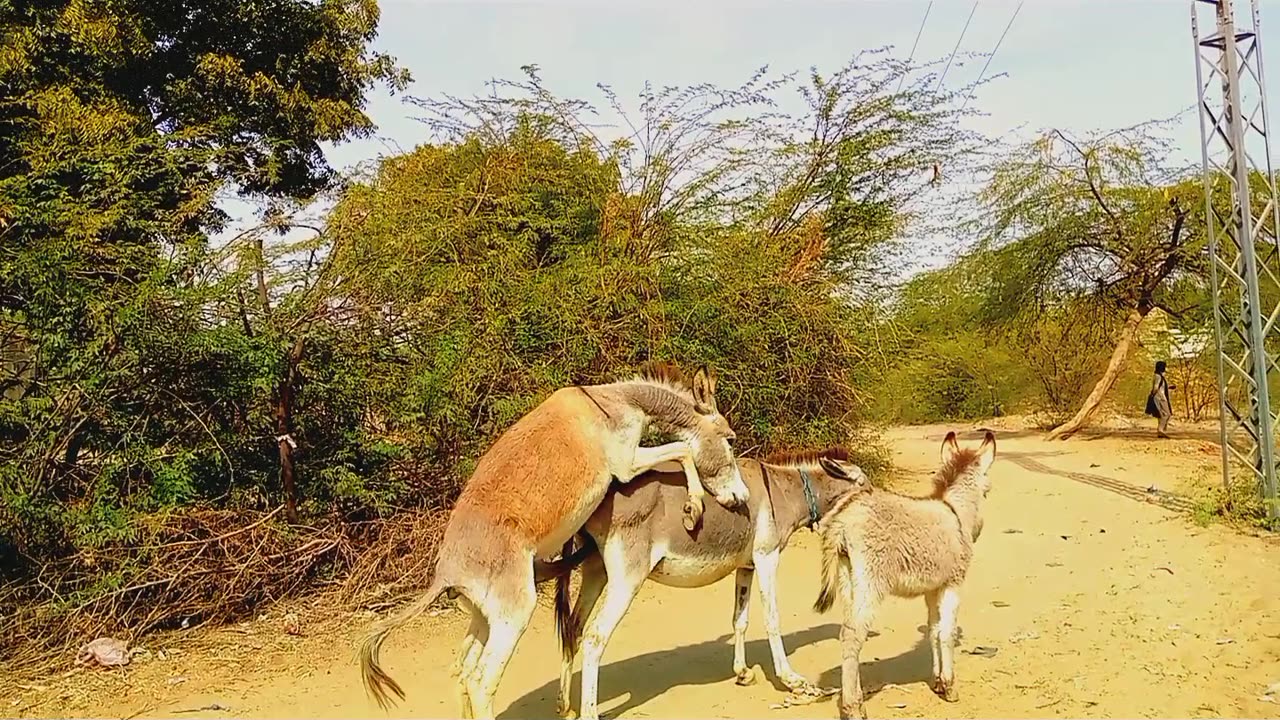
[1,506,456,683]
[335,510,450,609]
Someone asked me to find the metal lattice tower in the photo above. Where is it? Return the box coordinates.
[1192,0,1280,519]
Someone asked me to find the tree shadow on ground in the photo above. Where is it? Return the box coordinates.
[920,424,1223,446]
[1001,450,1197,514]
[1074,425,1223,444]
[920,428,1043,442]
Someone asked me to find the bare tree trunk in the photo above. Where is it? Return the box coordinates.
[274,335,305,523]
[1046,307,1148,441]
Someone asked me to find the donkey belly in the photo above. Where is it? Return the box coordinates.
[649,548,746,588]
[647,492,755,587]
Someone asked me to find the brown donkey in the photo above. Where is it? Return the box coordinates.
[552,449,870,720]
[814,431,996,720]
[359,363,748,719]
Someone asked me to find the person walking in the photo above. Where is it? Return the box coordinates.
[1146,360,1173,438]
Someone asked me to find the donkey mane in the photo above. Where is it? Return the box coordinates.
[634,360,690,388]
[931,447,981,497]
[819,445,981,520]
[763,446,852,468]
[623,360,698,400]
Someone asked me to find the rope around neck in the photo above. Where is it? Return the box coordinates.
[798,468,821,527]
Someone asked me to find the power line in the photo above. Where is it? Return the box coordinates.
[960,0,1024,112]
[895,1,933,95]
[934,1,979,94]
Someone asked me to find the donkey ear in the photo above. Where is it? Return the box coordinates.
[704,366,717,396]
[691,367,716,412]
[819,456,849,480]
[977,430,997,472]
[941,431,961,463]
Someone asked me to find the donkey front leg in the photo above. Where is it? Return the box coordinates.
[930,586,961,703]
[753,550,819,692]
[731,568,755,685]
[625,441,707,531]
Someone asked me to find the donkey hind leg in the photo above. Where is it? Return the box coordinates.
[467,563,539,720]
[453,597,489,718]
[753,550,818,692]
[578,542,654,720]
[731,568,756,685]
[931,586,961,703]
[838,564,878,720]
[925,589,942,698]
[558,554,606,719]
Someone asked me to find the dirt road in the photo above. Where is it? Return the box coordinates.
[13,423,1280,719]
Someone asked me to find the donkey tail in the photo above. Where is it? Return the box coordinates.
[813,525,845,614]
[552,533,598,662]
[535,531,597,584]
[359,579,448,708]
[554,545,576,663]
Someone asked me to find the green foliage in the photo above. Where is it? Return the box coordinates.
[1006,301,1132,419]
[1192,473,1279,533]
[975,127,1207,322]
[319,56,974,492]
[326,113,906,492]
[871,243,1158,425]
[3,44,970,665]
[870,258,1032,423]
[869,125,1223,429]
[873,332,1022,424]
[1,0,408,198]
[1,0,404,575]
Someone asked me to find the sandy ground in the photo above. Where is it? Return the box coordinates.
[8,421,1280,719]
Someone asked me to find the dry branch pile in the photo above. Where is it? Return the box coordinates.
[1,506,452,679]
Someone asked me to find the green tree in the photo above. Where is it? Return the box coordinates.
[976,126,1207,439]
[1,44,984,669]
[869,256,1035,423]
[330,56,977,468]
[0,0,405,554]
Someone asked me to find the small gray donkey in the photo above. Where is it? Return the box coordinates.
[813,430,996,720]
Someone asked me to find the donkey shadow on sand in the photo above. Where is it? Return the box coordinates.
[502,627,937,719]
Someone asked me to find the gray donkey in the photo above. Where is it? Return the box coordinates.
[814,431,996,720]
[552,448,870,720]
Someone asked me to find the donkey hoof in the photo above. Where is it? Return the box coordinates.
[682,499,704,531]
[838,702,868,720]
[785,677,834,698]
[932,679,959,703]
[734,667,758,686]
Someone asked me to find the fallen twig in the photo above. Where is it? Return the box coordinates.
[174,703,231,714]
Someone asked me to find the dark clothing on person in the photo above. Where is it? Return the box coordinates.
[1146,365,1172,436]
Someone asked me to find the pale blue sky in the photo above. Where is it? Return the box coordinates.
[327,0,1225,170]
[230,1,1280,273]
